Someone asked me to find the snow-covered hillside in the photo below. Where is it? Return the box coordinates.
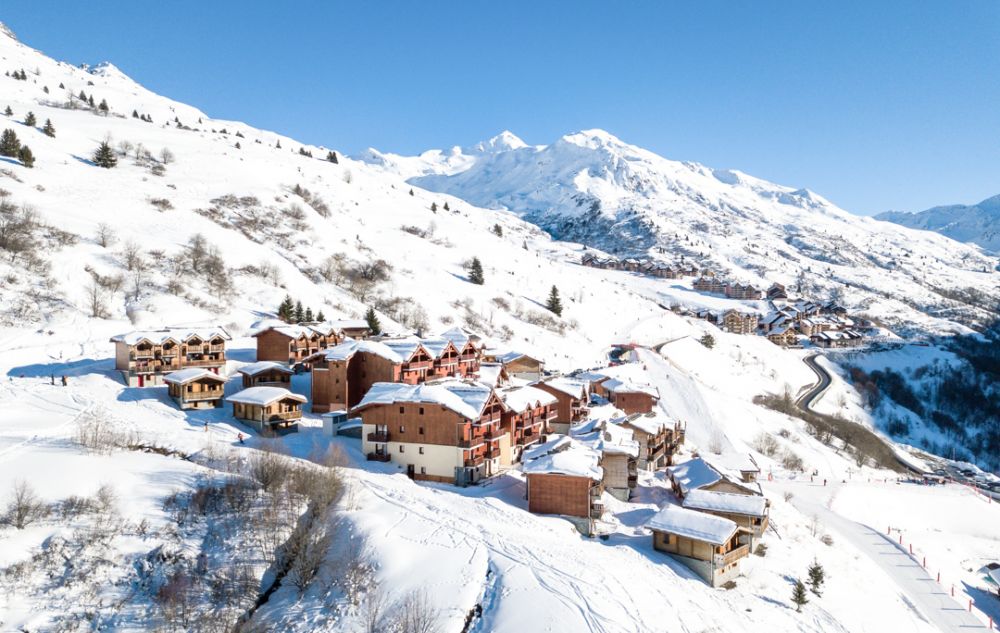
[878,194,1000,255]
[2,20,999,633]
[363,130,1000,334]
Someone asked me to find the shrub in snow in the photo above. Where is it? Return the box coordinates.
[3,480,48,529]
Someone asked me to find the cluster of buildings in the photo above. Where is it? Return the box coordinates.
[580,253,703,279]
[110,318,769,588]
[692,277,763,300]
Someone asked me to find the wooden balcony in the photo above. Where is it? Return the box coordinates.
[464,455,485,468]
[367,452,391,462]
[183,358,225,367]
[457,437,486,449]
[367,431,390,443]
[268,410,302,421]
[714,544,750,567]
[184,391,224,402]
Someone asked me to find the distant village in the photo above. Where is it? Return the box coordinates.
[108,308,774,587]
[582,254,873,349]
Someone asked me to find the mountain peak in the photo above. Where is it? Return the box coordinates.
[559,128,627,149]
[0,22,17,42]
[470,130,527,154]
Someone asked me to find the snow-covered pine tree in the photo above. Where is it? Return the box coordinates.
[304,307,314,322]
[316,310,325,321]
[3,106,11,116]
[546,285,563,316]
[23,111,36,127]
[0,128,20,157]
[791,579,809,612]
[98,99,109,113]
[365,307,382,335]
[294,301,305,323]
[327,150,338,163]
[42,119,55,137]
[468,257,484,285]
[807,561,825,596]
[18,145,34,168]
[92,141,117,168]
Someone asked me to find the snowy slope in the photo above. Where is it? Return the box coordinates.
[878,194,1000,254]
[364,130,1000,334]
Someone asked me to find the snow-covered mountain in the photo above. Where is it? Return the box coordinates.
[363,130,1000,333]
[877,194,1000,254]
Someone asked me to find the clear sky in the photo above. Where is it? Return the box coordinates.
[3,2,999,215]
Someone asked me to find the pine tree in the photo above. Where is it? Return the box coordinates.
[443,202,450,211]
[24,111,36,127]
[3,106,11,116]
[699,333,715,349]
[42,119,55,137]
[92,141,117,168]
[132,109,139,118]
[0,129,21,157]
[78,90,87,102]
[326,150,338,163]
[408,188,414,196]
[791,579,809,612]
[365,306,382,335]
[430,202,438,212]
[235,142,241,149]
[59,82,65,89]
[492,223,503,237]
[807,561,825,596]
[98,99,109,113]
[294,300,305,323]
[87,95,95,108]
[316,310,325,321]
[276,140,282,149]
[304,307,314,322]
[43,85,49,94]
[468,257,485,285]
[277,295,294,322]
[18,146,34,168]
[546,285,563,316]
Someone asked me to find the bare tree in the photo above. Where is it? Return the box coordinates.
[121,240,143,271]
[4,480,47,529]
[160,147,175,164]
[117,139,134,157]
[95,222,116,248]
[393,589,442,633]
[361,585,392,633]
[86,280,109,318]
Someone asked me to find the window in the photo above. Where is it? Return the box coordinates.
[419,407,424,415]
[399,445,405,453]
[419,447,424,455]
[420,467,426,474]
[399,406,404,414]
[399,425,405,433]
[418,427,424,435]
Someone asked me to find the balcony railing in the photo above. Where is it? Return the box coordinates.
[268,410,302,421]
[714,544,750,567]
[457,438,485,449]
[184,391,224,401]
[367,431,390,443]
[183,358,224,367]
[367,452,391,462]
[464,456,485,467]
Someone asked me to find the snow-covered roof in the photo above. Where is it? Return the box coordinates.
[682,489,767,517]
[500,385,557,412]
[573,419,640,457]
[477,362,506,387]
[522,435,603,480]
[110,327,229,345]
[381,338,432,361]
[497,351,543,365]
[439,326,478,347]
[163,368,226,385]
[646,504,738,545]
[668,458,722,495]
[602,377,659,398]
[355,380,498,420]
[226,387,306,406]
[537,377,588,398]
[329,319,370,331]
[419,337,457,359]
[320,339,404,363]
[620,411,672,436]
[237,361,293,377]
[713,453,760,474]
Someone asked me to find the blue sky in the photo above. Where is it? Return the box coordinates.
[3,2,999,215]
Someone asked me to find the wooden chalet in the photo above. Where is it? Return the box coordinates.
[647,504,751,587]
[811,330,864,348]
[572,419,640,501]
[682,489,770,546]
[766,282,788,302]
[619,412,676,470]
[721,310,759,335]
[356,380,508,485]
[535,378,590,434]
[163,368,227,410]
[523,436,605,536]
[487,351,544,381]
[226,387,306,435]
[110,328,229,387]
[237,361,293,389]
[668,457,763,499]
[724,283,762,300]
[499,385,559,464]
[766,327,798,347]
[599,378,659,415]
[252,323,343,366]
[693,277,727,294]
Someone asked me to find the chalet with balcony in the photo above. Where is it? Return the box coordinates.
[110,327,229,387]
[573,419,640,501]
[308,340,405,413]
[682,489,769,546]
[486,351,544,382]
[599,378,659,415]
[766,327,798,347]
[252,323,343,366]
[226,386,306,435]
[619,411,675,470]
[724,283,762,300]
[355,380,508,485]
[439,328,484,377]
[330,319,372,340]
[721,310,759,335]
[237,361,293,389]
[693,277,727,295]
[522,435,605,536]
[646,504,751,587]
[811,330,864,348]
[163,368,227,410]
[766,282,788,302]
[535,378,589,434]
[499,385,558,464]
[668,457,762,499]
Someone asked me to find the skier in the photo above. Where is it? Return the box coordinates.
[237,433,244,444]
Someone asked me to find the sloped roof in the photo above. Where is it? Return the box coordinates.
[620,411,673,436]
[355,380,499,420]
[500,385,558,412]
[226,386,306,406]
[321,339,404,363]
[477,362,507,388]
[682,489,767,517]
[163,368,227,385]
[646,504,738,545]
[522,435,603,479]
[497,351,543,366]
[668,457,722,495]
[537,377,588,398]
[237,361,293,377]
[110,327,229,345]
[573,419,640,458]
